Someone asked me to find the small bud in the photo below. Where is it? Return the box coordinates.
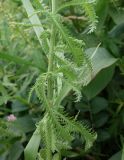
[7,114,17,122]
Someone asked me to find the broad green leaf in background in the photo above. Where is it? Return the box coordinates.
[83,65,115,99]
[8,142,24,160]
[91,96,108,114]
[87,47,117,78]
[14,115,35,133]
[109,23,124,38]
[82,47,117,99]
[110,8,124,25]
[12,100,28,112]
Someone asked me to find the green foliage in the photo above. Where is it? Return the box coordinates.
[0,0,124,160]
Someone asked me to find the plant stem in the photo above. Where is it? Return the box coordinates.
[52,0,56,13]
[47,0,57,159]
[47,0,56,101]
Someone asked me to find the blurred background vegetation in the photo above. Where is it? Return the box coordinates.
[0,0,124,159]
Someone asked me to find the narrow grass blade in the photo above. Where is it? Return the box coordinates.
[0,52,32,66]
[22,0,44,46]
[24,129,41,160]
[0,52,44,70]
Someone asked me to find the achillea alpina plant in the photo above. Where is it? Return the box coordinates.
[22,0,98,159]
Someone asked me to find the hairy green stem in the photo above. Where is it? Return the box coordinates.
[47,26,55,100]
[52,0,56,13]
[47,0,57,159]
[47,0,56,101]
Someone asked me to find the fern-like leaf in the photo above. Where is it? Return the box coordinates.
[49,14,85,66]
[56,0,98,32]
[54,109,97,150]
[43,108,97,152]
